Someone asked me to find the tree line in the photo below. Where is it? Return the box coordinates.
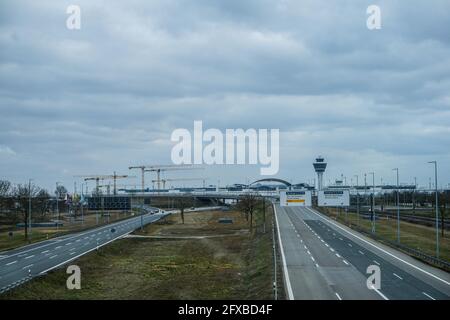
[0,180,68,238]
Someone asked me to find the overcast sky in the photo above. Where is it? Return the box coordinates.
[1,0,449,192]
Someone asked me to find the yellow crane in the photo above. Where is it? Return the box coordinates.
[129,164,203,192]
[74,172,134,195]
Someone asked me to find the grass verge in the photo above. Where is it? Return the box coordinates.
[2,207,278,300]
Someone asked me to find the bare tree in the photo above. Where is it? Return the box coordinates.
[237,193,259,232]
[55,185,67,199]
[0,180,12,215]
[35,189,51,220]
[176,197,194,224]
[0,180,11,195]
[12,183,41,240]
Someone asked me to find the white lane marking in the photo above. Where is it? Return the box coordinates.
[272,205,294,300]
[69,247,76,251]
[393,273,403,280]
[343,260,349,265]
[315,263,319,268]
[307,250,311,255]
[69,252,76,255]
[335,292,342,300]
[373,260,381,265]
[41,250,49,254]
[22,264,33,270]
[0,214,158,260]
[336,253,341,258]
[311,256,315,262]
[49,255,58,259]
[339,238,343,241]
[325,243,329,247]
[6,260,17,266]
[358,250,365,255]
[348,243,352,247]
[330,248,335,252]
[297,234,300,238]
[422,292,435,300]
[24,255,34,259]
[370,285,389,300]
[304,245,308,250]
[65,243,72,246]
[305,207,450,286]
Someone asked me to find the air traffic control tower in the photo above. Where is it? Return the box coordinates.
[313,156,327,190]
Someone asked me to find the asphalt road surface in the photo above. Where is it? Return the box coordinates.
[275,205,450,300]
[0,209,170,294]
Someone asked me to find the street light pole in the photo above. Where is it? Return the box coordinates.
[368,172,375,233]
[393,168,400,243]
[28,179,33,238]
[428,161,439,258]
[56,182,60,230]
[81,182,85,226]
[413,177,417,217]
[354,175,359,225]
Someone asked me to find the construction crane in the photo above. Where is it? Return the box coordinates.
[145,165,203,191]
[129,164,202,192]
[151,178,207,189]
[74,172,134,195]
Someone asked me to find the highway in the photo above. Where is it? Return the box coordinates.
[0,209,170,294]
[275,205,450,300]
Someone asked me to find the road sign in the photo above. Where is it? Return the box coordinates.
[318,190,350,207]
[280,190,312,207]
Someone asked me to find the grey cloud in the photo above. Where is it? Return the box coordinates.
[1,0,450,190]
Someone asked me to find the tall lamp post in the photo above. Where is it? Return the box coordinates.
[393,168,400,243]
[56,182,60,230]
[413,177,417,216]
[28,179,33,239]
[368,172,375,233]
[428,161,439,258]
[354,175,359,225]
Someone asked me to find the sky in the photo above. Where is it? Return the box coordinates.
[1,0,450,192]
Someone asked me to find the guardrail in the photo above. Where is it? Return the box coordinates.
[351,223,450,272]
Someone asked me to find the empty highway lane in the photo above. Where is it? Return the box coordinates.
[275,205,450,300]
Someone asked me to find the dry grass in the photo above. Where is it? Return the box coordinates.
[2,208,276,300]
